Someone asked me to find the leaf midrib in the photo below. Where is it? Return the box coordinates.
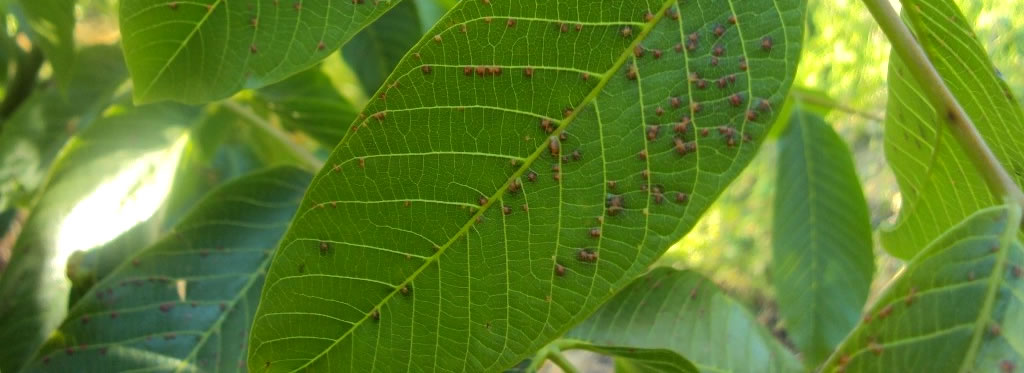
[288,1,680,370]
[133,0,225,100]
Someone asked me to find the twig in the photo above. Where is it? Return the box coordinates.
[790,90,884,122]
[860,0,1024,209]
[0,46,44,125]
[220,100,323,172]
[545,346,580,373]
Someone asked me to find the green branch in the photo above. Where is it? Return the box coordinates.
[860,0,1024,209]
[545,345,580,373]
[220,100,324,172]
[0,46,44,125]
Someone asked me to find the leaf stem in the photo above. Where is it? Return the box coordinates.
[0,46,44,125]
[220,100,323,172]
[790,89,883,122]
[860,0,1024,210]
[545,345,580,373]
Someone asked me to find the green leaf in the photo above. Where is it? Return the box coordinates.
[119,0,402,104]
[0,103,199,373]
[565,268,798,373]
[826,204,1023,373]
[0,45,128,211]
[19,166,311,372]
[772,109,874,367]
[249,1,805,371]
[13,0,75,88]
[254,66,358,147]
[343,0,423,96]
[880,0,1024,259]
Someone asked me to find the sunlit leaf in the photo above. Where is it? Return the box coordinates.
[249,1,805,371]
[343,0,423,96]
[119,0,401,104]
[881,0,1024,259]
[0,45,128,211]
[13,0,75,88]
[772,109,874,367]
[826,205,1023,373]
[21,166,311,372]
[0,103,200,373]
[255,66,358,147]
[565,267,798,373]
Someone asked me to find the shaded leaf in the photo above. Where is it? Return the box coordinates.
[0,103,200,373]
[254,66,358,147]
[22,166,312,372]
[249,1,804,371]
[119,0,401,104]
[13,0,75,88]
[343,0,423,96]
[0,45,128,211]
[565,268,798,373]
[881,0,1024,259]
[772,109,874,367]
[826,205,1023,373]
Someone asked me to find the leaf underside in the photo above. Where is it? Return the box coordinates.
[0,102,199,373]
[119,0,400,104]
[828,205,1023,373]
[773,110,874,367]
[23,166,312,372]
[343,0,424,96]
[250,0,803,372]
[566,267,799,373]
[881,0,1024,259]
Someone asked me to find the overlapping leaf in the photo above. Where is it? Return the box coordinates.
[773,110,874,367]
[0,45,128,211]
[565,267,799,373]
[881,0,1024,259]
[21,166,311,372]
[343,0,423,96]
[0,103,200,373]
[250,1,804,371]
[826,205,1023,373]
[14,0,76,88]
[254,66,358,147]
[119,0,401,104]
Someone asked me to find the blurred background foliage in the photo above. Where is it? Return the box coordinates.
[0,0,1021,356]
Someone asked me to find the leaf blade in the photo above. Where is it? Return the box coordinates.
[827,204,1023,373]
[880,0,1024,259]
[250,0,805,371]
[21,166,312,372]
[565,268,799,373]
[119,0,401,104]
[772,109,875,367]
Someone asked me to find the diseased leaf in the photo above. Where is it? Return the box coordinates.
[0,103,200,373]
[343,0,423,96]
[14,0,76,88]
[881,0,1024,259]
[254,66,358,147]
[21,166,312,372]
[119,0,402,104]
[772,109,874,367]
[249,1,805,371]
[826,205,1023,373]
[0,45,128,211]
[565,268,798,373]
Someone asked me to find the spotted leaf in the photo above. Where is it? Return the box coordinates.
[825,205,1024,373]
[119,0,401,104]
[565,267,799,373]
[21,166,312,372]
[249,0,804,371]
[881,0,1024,259]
